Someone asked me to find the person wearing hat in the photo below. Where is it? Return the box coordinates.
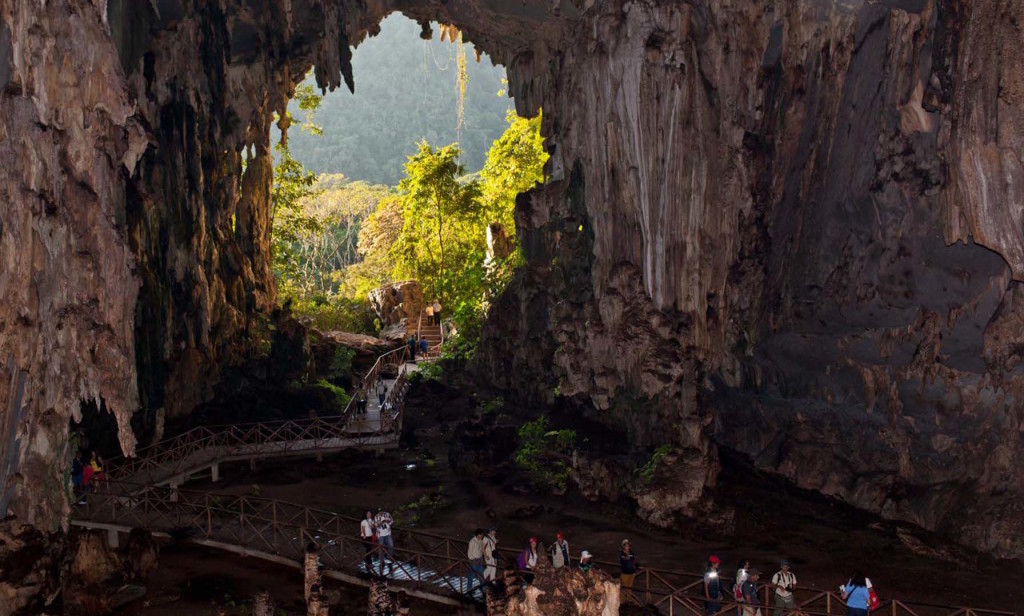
[619,539,639,600]
[772,560,798,613]
[517,537,539,585]
[703,555,724,615]
[579,550,594,573]
[483,528,499,582]
[742,569,762,616]
[551,532,570,569]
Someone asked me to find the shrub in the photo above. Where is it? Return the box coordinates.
[639,444,674,485]
[514,416,576,492]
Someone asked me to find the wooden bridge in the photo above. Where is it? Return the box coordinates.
[70,345,1017,614]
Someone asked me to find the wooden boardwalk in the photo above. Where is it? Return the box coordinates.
[70,344,1017,615]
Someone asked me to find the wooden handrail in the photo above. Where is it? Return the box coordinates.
[74,482,1016,615]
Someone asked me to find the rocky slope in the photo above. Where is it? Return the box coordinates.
[0,0,1021,573]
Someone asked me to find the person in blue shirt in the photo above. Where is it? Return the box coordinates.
[741,569,762,616]
[841,571,871,616]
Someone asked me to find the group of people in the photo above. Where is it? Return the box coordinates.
[70,450,105,495]
[352,379,389,415]
[406,334,430,361]
[701,557,877,616]
[360,509,396,574]
[471,530,877,615]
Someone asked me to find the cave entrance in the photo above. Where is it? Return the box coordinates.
[272,13,541,341]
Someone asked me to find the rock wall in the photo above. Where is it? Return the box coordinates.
[1,0,1022,564]
[480,0,1024,558]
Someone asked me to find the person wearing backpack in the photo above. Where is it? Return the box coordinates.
[517,537,539,585]
[772,560,797,613]
[703,555,724,615]
[483,528,499,583]
[742,569,763,616]
[840,571,870,615]
[734,558,750,604]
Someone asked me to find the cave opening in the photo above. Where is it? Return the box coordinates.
[268,13,533,341]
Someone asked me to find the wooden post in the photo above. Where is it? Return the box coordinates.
[304,542,321,605]
[252,590,273,616]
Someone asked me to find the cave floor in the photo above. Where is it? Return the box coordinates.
[116,380,1023,614]
[169,444,1021,612]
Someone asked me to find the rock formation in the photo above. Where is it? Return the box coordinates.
[369,281,425,329]
[0,0,1022,581]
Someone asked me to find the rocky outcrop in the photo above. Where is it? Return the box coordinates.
[1,0,1023,568]
[477,0,1024,559]
[0,519,66,616]
[369,280,425,327]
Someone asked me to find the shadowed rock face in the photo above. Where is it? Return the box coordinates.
[0,0,1022,568]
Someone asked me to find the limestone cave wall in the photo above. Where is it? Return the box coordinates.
[0,0,1022,566]
[479,0,1024,559]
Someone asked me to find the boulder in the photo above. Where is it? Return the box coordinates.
[369,281,425,327]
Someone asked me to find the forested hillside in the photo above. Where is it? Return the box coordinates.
[286,15,511,185]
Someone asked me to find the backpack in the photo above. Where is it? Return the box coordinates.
[733,581,745,602]
[869,587,881,611]
[516,549,529,570]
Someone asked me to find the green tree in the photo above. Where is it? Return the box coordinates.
[391,141,484,308]
[272,83,324,283]
[479,110,548,231]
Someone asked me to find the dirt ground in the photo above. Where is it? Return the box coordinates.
[115,380,1024,614]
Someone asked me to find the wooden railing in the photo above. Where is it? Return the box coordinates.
[74,483,1016,615]
[342,345,410,417]
[104,346,412,487]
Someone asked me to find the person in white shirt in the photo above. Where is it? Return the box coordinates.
[483,528,499,582]
[360,510,376,571]
[373,508,395,574]
[551,532,570,569]
[772,560,797,613]
[467,528,486,589]
[734,559,750,603]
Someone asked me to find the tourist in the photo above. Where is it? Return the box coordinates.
[376,380,387,407]
[432,300,442,324]
[619,539,638,600]
[704,555,724,615]
[71,453,84,493]
[419,337,429,357]
[517,537,539,585]
[579,550,594,573]
[89,451,105,484]
[551,532,570,569]
[742,569,762,616]
[360,510,376,572]
[772,560,797,614]
[467,528,486,588]
[374,508,395,574]
[425,303,434,325]
[734,558,750,603]
[407,335,417,361]
[483,528,499,582]
[840,571,871,616]
[358,387,368,414]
